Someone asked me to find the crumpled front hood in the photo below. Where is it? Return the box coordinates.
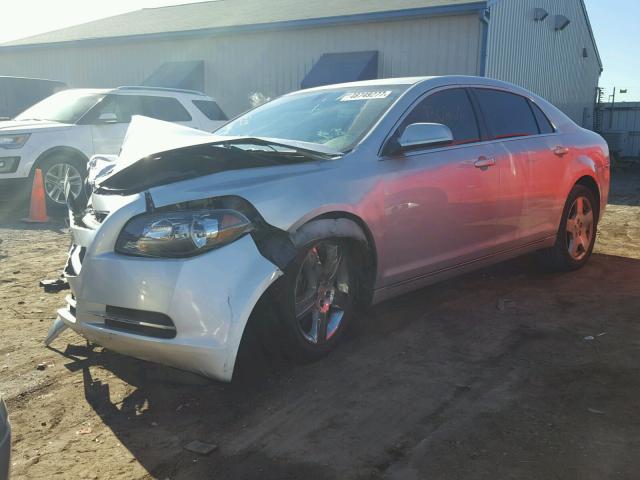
[0,119,73,133]
[96,116,340,195]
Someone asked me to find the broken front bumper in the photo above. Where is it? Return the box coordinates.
[52,194,281,381]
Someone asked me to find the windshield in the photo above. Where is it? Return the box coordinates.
[15,90,105,124]
[217,85,408,152]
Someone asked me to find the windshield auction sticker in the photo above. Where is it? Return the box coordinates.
[340,91,392,101]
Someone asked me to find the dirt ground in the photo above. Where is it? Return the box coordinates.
[1,167,639,480]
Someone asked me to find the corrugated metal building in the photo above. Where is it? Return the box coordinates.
[0,0,601,126]
[486,0,601,127]
[597,102,640,158]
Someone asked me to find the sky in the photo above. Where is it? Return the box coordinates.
[584,0,640,101]
[0,0,638,101]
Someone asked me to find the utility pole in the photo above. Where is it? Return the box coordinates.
[609,87,616,129]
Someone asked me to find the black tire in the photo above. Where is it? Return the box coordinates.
[38,154,87,212]
[273,238,356,361]
[539,185,599,272]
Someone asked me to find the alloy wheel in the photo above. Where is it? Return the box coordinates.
[566,195,594,261]
[294,242,350,345]
[44,162,83,204]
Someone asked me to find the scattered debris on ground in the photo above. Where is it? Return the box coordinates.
[183,441,218,456]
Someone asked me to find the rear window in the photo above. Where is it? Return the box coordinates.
[193,100,228,121]
[140,96,192,122]
[529,101,555,134]
[473,89,539,140]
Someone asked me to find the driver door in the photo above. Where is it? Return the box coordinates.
[379,87,500,286]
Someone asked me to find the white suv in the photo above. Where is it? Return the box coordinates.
[0,86,228,208]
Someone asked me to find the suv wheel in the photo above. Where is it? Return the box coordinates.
[40,155,85,210]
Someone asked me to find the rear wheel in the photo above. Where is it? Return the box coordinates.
[277,239,355,360]
[541,185,598,271]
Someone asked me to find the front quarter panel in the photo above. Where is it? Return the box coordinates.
[66,192,282,381]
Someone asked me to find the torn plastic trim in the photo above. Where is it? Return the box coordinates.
[45,317,68,346]
[144,191,155,213]
[289,217,369,248]
[289,217,377,305]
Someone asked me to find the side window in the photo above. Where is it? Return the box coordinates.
[473,89,539,139]
[140,96,192,122]
[193,100,228,121]
[114,95,145,122]
[81,95,125,124]
[529,100,555,134]
[399,88,480,147]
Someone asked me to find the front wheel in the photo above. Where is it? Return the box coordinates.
[540,185,598,271]
[39,155,86,211]
[276,239,355,360]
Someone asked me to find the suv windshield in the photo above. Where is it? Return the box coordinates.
[15,90,105,124]
[217,85,408,152]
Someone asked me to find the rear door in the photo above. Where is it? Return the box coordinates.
[471,88,566,249]
[379,87,501,286]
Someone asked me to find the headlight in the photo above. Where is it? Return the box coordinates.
[0,134,30,149]
[115,209,252,257]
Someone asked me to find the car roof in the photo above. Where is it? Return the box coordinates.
[297,75,539,93]
[59,86,212,98]
[297,77,431,93]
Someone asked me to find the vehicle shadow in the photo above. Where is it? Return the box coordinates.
[52,334,330,479]
[53,251,640,479]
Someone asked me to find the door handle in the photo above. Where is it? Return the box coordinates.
[474,156,496,169]
[553,145,570,157]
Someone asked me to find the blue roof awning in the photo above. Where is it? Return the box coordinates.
[142,60,205,92]
[301,51,379,89]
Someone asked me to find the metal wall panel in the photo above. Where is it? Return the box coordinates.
[599,103,640,157]
[485,0,601,128]
[0,14,482,117]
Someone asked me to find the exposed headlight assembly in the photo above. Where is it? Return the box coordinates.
[115,209,252,258]
[0,134,30,149]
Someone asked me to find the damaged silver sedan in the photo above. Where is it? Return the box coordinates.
[48,76,610,381]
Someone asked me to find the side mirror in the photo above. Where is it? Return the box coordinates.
[98,112,118,124]
[397,123,453,151]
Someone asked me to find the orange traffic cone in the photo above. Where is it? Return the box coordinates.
[22,168,50,223]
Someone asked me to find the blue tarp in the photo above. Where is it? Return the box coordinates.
[301,51,379,89]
